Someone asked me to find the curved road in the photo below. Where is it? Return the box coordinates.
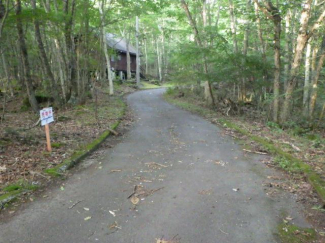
[0,89,310,243]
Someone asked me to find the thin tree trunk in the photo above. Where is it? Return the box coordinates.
[64,0,78,100]
[284,10,292,90]
[126,38,131,80]
[281,1,325,122]
[303,40,312,116]
[136,16,140,87]
[309,36,325,120]
[229,0,238,53]
[99,0,113,95]
[144,38,148,75]
[156,38,162,82]
[180,0,215,106]
[0,0,9,40]
[273,15,281,122]
[254,1,268,91]
[32,0,61,106]
[16,0,39,112]
[254,0,281,122]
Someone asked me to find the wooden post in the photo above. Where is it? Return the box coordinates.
[45,123,52,152]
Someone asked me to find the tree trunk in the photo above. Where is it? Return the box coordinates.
[144,38,148,75]
[254,0,281,122]
[99,0,113,95]
[31,0,61,106]
[273,14,281,122]
[254,1,268,87]
[156,38,162,82]
[303,40,312,116]
[309,36,325,120]
[0,0,9,40]
[180,0,215,106]
[16,0,39,112]
[136,16,140,87]
[126,38,131,80]
[229,0,238,53]
[64,0,78,100]
[281,1,325,123]
[284,10,292,90]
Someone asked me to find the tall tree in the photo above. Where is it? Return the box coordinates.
[280,1,325,123]
[254,0,281,122]
[99,0,114,95]
[16,0,39,112]
[31,0,61,106]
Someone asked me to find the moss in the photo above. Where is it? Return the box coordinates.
[44,168,63,177]
[2,181,39,193]
[52,142,64,148]
[45,121,121,176]
[0,181,39,209]
[277,223,317,243]
[0,191,20,201]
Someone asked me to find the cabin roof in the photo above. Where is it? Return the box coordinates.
[106,33,137,55]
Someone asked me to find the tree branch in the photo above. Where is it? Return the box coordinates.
[308,9,325,39]
[0,0,10,40]
[253,0,273,20]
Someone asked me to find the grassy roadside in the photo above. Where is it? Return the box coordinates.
[163,92,325,204]
[140,81,174,90]
[164,91,324,242]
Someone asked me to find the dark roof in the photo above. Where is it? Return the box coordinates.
[106,33,137,55]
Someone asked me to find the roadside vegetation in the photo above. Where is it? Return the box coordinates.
[164,87,325,242]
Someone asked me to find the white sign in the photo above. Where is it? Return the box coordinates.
[40,107,54,126]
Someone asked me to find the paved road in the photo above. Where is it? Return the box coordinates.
[0,89,310,243]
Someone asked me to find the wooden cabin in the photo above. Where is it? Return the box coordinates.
[106,33,138,79]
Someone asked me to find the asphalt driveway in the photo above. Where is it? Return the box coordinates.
[0,89,310,243]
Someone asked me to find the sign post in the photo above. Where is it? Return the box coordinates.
[40,107,54,152]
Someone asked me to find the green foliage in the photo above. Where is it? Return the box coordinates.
[274,156,301,172]
[2,180,39,193]
[277,223,317,243]
[266,121,282,132]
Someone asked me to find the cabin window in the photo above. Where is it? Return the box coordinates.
[118,55,121,61]
[111,56,115,62]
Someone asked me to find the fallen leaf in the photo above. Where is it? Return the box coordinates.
[84,207,90,211]
[130,196,139,205]
[84,216,91,221]
[109,221,121,230]
[109,210,116,217]
[285,216,293,221]
[60,186,65,191]
[0,165,7,172]
[110,169,122,173]
[232,188,239,192]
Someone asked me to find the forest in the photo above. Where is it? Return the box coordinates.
[0,1,325,242]
[0,0,324,126]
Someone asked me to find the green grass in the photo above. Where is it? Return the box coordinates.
[277,223,317,243]
[141,82,174,90]
[2,180,39,193]
[45,120,122,176]
[0,180,39,209]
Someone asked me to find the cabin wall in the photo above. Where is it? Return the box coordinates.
[110,52,137,72]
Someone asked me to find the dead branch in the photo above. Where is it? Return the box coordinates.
[243,149,268,155]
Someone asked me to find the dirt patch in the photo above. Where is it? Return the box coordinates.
[0,85,136,196]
